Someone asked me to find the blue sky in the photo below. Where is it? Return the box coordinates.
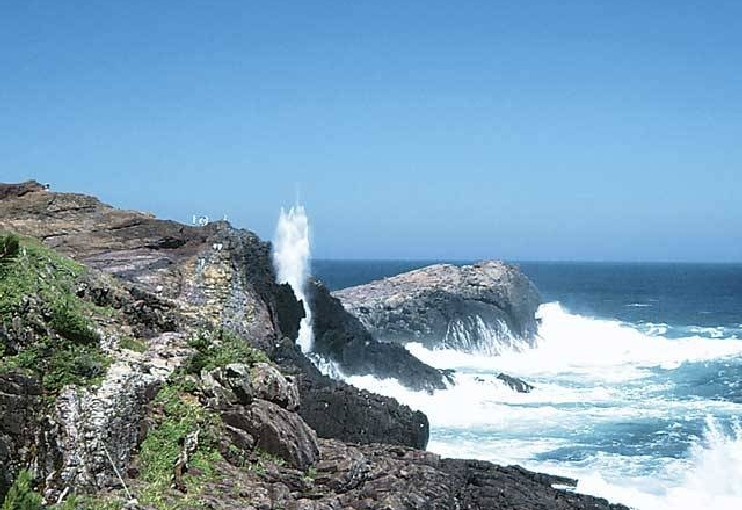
[1,1,740,261]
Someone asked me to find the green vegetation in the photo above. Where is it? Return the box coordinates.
[127,330,279,507]
[302,466,318,483]
[1,470,42,510]
[184,329,269,375]
[0,234,20,264]
[135,375,224,509]
[119,336,147,353]
[0,234,109,394]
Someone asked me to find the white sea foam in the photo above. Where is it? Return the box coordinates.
[407,303,742,380]
[443,316,529,354]
[273,205,313,352]
[573,416,742,510]
[307,352,345,380]
[336,302,742,510]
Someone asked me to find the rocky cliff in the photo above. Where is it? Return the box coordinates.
[0,182,428,498]
[0,181,629,510]
[334,261,542,353]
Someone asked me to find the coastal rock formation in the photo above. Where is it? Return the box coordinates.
[497,372,535,393]
[0,182,430,498]
[0,182,630,509]
[272,338,431,449]
[334,261,542,353]
[309,280,450,393]
[0,374,49,496]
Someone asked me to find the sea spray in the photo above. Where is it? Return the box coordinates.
[273,205,313,352]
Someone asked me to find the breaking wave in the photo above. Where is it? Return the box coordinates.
[330,302,742,510]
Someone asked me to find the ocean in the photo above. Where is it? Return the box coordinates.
[312,260,742,510]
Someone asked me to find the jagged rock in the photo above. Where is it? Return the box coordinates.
[309,281,448,392]
[497,372,534,393]
[203,362,300,412]
[46,333,190,501]
[0,374,51,497]
[210,364,255,405]
[250,362,300,411]
[0,180,45,200]
[222,399,319,471]
[299,378,429,450]
[334,261,542,354]
[272,339,430,449]
[200,368,238,408]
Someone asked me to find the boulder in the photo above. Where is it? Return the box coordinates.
[203,362,300,411]
[334,261,542,354]
[250,362,300,411]
[497,372,534,393]
[221,399,319,471]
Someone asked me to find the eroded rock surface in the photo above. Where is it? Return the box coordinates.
[334,261,542,353]
[310,281,449,392]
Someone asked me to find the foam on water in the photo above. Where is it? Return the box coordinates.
[333,302,742,510]
[573,416,742,510]
[407,303,742,380]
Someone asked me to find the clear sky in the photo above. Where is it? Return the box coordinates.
[2,1,740,262]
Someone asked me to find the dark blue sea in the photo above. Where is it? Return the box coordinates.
[312,260,742,509]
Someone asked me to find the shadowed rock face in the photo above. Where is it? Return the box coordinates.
[309,280,449,393]
[334,261,542,354]
[271,338,431,449]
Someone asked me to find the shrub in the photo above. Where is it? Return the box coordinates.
[0,234,20,264]
[183,329,269,375]
[0,235,109,395]
[1,470,42,510]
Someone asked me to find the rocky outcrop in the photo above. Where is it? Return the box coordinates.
[222,401,318,471]
[0,183,433,498]
[309,281,449,393]
[0,374,52,497]
[334,261,542,354]
[497,373,534,393]
[272,338,430,449]
[47,333,190,501]
[112,438,630,510]
[0,180,46,201]
[205,361,319,470]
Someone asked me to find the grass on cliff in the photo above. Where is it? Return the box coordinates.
[183,329,269,375]
[0,232,109,394]
[128,330,274,509]
[135,376,224,509]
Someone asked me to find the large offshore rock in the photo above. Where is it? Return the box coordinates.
[334,261,542,353]
[309,281,449,392]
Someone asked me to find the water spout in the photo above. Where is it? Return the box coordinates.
[273,205,313,352]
